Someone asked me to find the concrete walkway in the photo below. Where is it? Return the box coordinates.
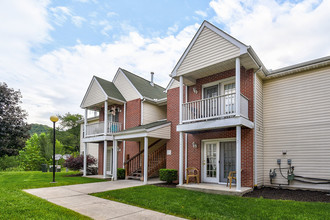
[24,180,184,220]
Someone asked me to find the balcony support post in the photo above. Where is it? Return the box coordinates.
[113,139,118,180]
[143,136,148,184]
[236,125,241,191]
[84,108,87,138]
[104,101,108,134]
[179,76,183,124]
[179,131,184,185]
[235,57,241,117]
[103,140,107,179]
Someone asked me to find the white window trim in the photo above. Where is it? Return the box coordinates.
[201,76,235,99]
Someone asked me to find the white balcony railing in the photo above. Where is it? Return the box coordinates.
[85,121,122,137]
[182,93,249,123]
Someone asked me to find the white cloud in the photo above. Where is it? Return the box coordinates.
[210,0,330,69]
[0,0,199,126]
[50,6,86,27]
[195,10,208,17]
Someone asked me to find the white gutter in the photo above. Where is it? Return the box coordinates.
[141,98,145,125]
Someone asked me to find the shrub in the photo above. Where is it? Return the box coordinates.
[0,155,20,171]
[159,169,177,184]
[64,154,97,173]
[117,168,125,179]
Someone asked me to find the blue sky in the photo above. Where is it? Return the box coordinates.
[1,0,329,125]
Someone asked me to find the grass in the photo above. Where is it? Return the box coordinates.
[0,171,106,220]
[93,185,330,220]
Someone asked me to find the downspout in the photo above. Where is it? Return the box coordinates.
[141,98,145,125]
[254,67,262,187]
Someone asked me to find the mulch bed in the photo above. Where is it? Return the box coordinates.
[64,173,83,177]
[243,187,330,203]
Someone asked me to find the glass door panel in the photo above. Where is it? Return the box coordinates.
[224,83,235,114]
[203,142,219,183]
[220,142,236,183]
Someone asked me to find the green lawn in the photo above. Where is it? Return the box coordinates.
[93,185,330,220]
[0,171,106,220]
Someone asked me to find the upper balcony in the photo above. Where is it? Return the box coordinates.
[182,93,248,123]
[85,121,122,137]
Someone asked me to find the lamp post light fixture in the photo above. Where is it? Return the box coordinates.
[50,115,59,183]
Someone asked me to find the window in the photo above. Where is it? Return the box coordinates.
[202,78,236,116]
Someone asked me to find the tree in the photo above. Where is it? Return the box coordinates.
[0,82,30,157]
[57,112,83,153]
[19,134,46,171]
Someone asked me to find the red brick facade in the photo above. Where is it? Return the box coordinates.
[97,99,142,174]
[166,67,254,187]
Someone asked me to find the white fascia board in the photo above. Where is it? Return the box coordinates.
[119,68,143,99]
[108,96,126,104]
[176,117,254,132]
[114,132,147,140]
[82,135,114,143]
[146,122,171,132]
[112,68,122,83]
[143,96,167,105]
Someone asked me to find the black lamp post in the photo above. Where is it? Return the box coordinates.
[50,115,59,183]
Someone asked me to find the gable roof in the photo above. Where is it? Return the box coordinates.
[171,20,249,77]
[94,76,125,102]
[120,68,166,100]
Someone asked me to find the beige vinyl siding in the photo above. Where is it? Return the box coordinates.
[114,71,140,101]
[177,27,240,76]
[82,80,106,108]
[79,124,99,162]
[143,102,167,125]
[149,125,171,139]
[255,74,264,186]
[263,66,330,190]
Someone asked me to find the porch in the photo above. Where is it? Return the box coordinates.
[85,121,122,137]
[177,183,252,196]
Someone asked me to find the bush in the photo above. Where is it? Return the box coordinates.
[117,168,125,179]
[64,154,97,173]
[0,155,20,171]
[159,169,177,184]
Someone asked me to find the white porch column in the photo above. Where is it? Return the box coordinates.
[236,126,241,191]
[143,136,148,184]
[103,140,107,179]
[84,109,87,138]
[123,102,126,168]
[83,143,87,176]
[113,139,118,180]
[179,76,183,124]
[179,131,184,185]
[104,101,108,134]
[235,57,241,117]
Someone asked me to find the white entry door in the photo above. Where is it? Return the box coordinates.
[202,142,219,183]
[106,147,113,175]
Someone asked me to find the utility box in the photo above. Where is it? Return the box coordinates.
[41,164,48,172]
[49,165,61,172]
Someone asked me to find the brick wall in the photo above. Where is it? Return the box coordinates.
[166,67,254,187]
